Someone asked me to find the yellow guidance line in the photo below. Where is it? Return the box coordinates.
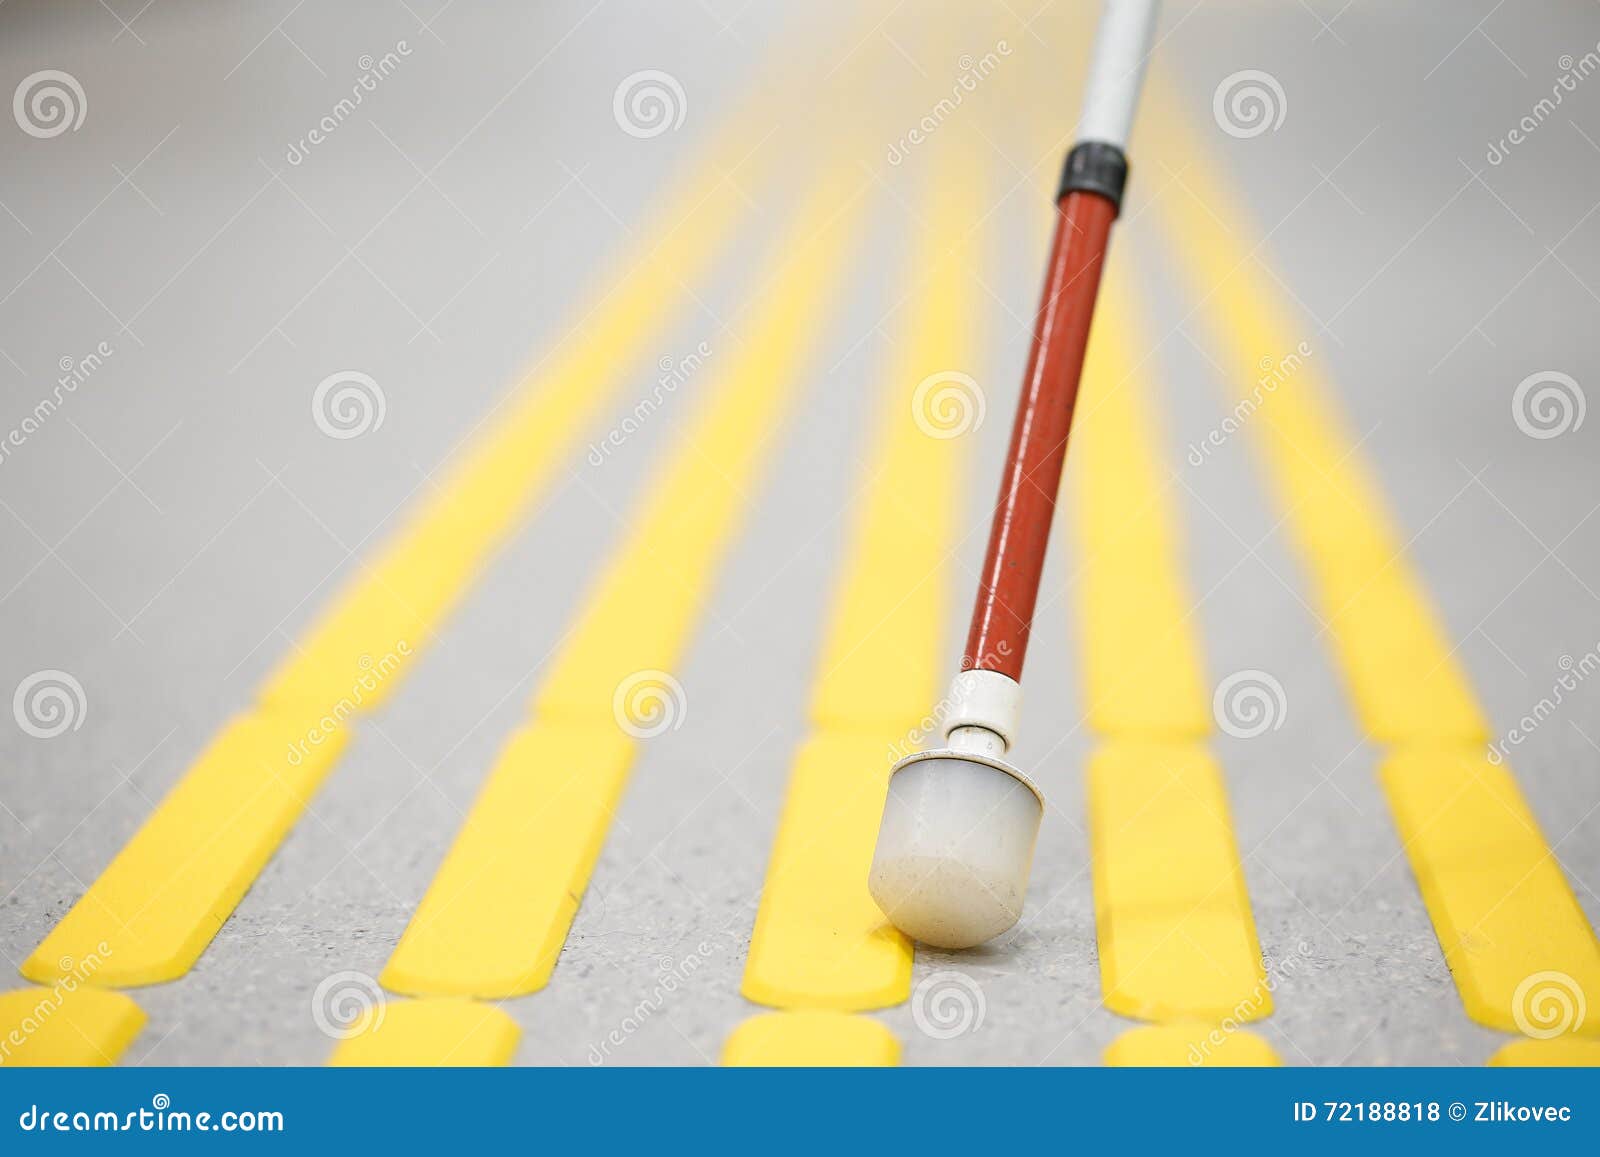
[23,713,348,988]
[737,170,979,1022]
[327,999,520,1066]
[1144,80,1600,1039]
[0,986,146,1066]
[1104,1022,1281,1067]
[258,163,760,717]
[722,1011,901,1066]
[1141,86,1486,747]
[23,145,761,994]
[1072,277,1211,738]
[1380,748,1600,1037]
[1089,742,1268,1022]
[1073,281,1267,1023]
[379,171,868,1003]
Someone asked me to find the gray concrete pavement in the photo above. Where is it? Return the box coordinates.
[1,0,1597,1065]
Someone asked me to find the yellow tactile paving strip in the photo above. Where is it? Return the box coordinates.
[327,999,520,1067]
[1380,749,1600,1036]
[377,172,865,1010]
[0,986,146,1067]
[24,713,349,988]
[732,170,979,1055]
[1089,742,1268,1023]
[739,732,915,1012]
[381,724,637,998]
[1073,280,1269,1035]
[1145,80,1600,1049]
[722,1010,901,1066]
[1072,280,1211,739]
[18,126,763,1005]
[255,169,758,718]
[1105,1022,1282,1067]
[1143,91,1486,747]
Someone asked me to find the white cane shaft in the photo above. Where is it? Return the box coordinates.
[1077,0,1160,149]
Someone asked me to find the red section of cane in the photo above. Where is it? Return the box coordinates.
[962,188,1118,680]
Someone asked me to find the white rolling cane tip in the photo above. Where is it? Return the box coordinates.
[869,750,1044,950]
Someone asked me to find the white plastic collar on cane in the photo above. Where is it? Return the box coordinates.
[941,669,1023,752]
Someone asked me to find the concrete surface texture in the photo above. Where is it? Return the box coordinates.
[0,0,1597,1065]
